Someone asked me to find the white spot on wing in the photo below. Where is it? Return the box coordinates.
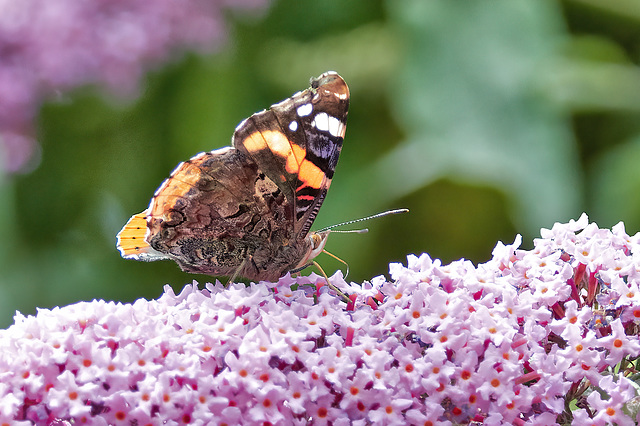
[311,112,343,137]
[327,115,343,138]
[289,120,298,132]
[312,112,330,132]
[297,103,312,117]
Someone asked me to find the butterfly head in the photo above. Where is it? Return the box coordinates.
[295,230,332,270]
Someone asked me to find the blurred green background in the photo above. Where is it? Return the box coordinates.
[2,0,640,327]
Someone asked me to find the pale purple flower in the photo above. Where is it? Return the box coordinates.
[405,402,446,426]
[601,318,640,365]
[368,396,413,425]
[1,213,640,423]
[283,371,310,415]
[570,408,596,425]
[554,326,602,383]
[587,374,637,426]
[0,0,269,173]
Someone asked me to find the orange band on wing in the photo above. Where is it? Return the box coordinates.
[242,130,323,189]
[116,211,151,257]
[289,144,306,174]
[243,130,308,176]
[150,161,203,218]
[298,159,324,189]
[242,130,269,153]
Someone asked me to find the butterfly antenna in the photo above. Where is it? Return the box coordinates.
[317,208,409,233]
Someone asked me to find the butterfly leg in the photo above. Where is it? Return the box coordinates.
[309,261,351,303]
[320,249,350,280]
[226,257,249,287]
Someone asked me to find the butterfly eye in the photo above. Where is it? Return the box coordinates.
[311,233,324,249]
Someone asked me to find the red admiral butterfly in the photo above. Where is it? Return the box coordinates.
[117,72,349,282]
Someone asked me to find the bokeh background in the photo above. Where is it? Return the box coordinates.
[2,0,640,328]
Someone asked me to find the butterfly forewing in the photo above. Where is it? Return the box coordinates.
[234,72,349,238]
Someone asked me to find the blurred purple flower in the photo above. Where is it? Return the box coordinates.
[1,214,640,424]
[0,0,268,174]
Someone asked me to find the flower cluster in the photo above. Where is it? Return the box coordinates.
[1,213,639,425]
[0,0,268,173]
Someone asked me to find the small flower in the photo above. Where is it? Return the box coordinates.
[45,370,98,419]
[554,326,602,383]
[306,394,342,425]
[367,395,413,425]
[247,388,287,425]
[474,358,517,408]
[283,371,310,415]
[587,374,636,426]
[600,318,640,365]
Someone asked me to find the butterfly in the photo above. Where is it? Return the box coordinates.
[116,71,349,282]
